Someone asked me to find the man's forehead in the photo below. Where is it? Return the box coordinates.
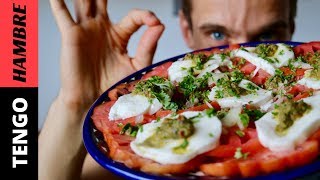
[190,0,290,34]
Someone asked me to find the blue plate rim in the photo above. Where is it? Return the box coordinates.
[83,41,320,180]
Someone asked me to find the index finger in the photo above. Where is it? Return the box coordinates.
[49,0,75,31]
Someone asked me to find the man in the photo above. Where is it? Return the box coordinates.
[39,0,297,179]
[180,0,296,49]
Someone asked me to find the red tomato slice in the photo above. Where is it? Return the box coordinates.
[309,129,320,144]
[251,69,271,85]
[141,61,173,80]
[285,140,319,169]
[200,160,240,177]
[205,145,237,158]
[155,110,172,118]
[287,84,313,100]
[240,62,256,75]
[241,138,266,154]
[238,159,260,177]
[294,41,320,56]
[229,44,241,50]
[179,101,221,113]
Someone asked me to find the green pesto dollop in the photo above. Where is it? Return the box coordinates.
[273,100,312,136]
[141,115,195,148]
[254,44,278,58]
[306,68,320,80]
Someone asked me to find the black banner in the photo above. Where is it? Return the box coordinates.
[1,88,37,179]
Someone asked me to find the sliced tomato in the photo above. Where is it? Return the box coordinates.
[205,145,237,158]
[256,151,287,174]
[285,140,319,169]
[155,110,172,118]
[200,160,240,177]
[229,44,241,50]
[294,41,320,56]
[112,134,135,146]
[91,101,116,133]
[141,61,173,80]
[296,68,308,80]
[251,69,270,85]
[309,129,320,143]
[228,135,242,146]
[287,84,313,100]
[241,138,266,154]
[179,101,221,113]
[243,128,258,139]
[238,159,260,177]
[240,62,256,75]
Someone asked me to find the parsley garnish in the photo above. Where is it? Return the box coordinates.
[239,113,250,128]
[179,73,213,106]
[133,76,178,110]
[205,108,217,117]
[235,130,245,137]
[234,147,249,159]
[243,107,266,121]
[215,70,247,99]
[120,123,139,137]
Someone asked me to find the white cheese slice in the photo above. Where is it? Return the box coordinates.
[168,60,194,83]
[255,94,320,152]
[109,94,162,120]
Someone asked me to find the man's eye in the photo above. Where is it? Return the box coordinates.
[259,32,274,41]
[211,32,225,41]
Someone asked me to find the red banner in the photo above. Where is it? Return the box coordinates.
[0,0,38,87]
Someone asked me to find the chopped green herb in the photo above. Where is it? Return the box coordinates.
[279,49,285,55]
[133,76,177,110]
[120,123,139,137]
[239,113,250,128]
[138,124,143,132]
[234,147,249,159]
[235,130,245,137]
[173,139,189,154]
[246,83,259,91]
[206,108,217,117]
[209,133,214,137]
[243,107,266,121]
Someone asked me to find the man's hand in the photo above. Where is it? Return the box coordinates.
[50,0,164,110]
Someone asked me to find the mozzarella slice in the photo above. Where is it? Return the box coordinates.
[109,94,162,120]
[297,77,320,90]
[272,43,294,68]
[221,107,242,127]
[234,49,275,75]
[130,111,222,164]
[168,60,194,83]
[233,43,294,76]
[208,79,273,108]
[255,94,320,152]
[297,70,320,89]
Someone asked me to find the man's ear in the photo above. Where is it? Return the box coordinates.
[179,10,195,49]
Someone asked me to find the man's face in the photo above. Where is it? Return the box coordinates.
[180,0,294,50]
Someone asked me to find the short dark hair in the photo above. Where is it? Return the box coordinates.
[181,0,297,29]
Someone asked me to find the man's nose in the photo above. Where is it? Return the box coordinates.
[228,35,251,45]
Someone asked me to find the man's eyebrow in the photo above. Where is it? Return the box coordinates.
[198,23,230,34]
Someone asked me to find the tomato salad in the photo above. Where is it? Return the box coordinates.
[91,42,320,177]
